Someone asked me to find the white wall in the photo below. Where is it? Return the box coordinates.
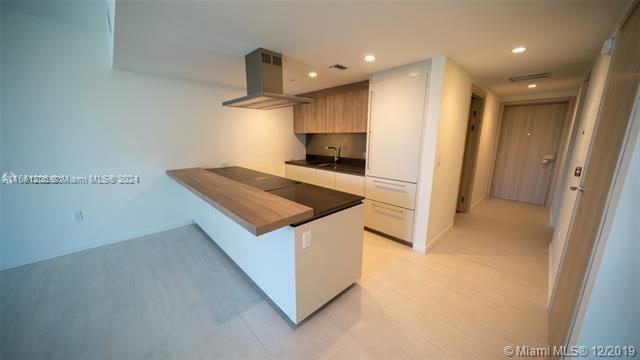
[412,57,501,251]
[412,56,446,252]
[0,10,305,270]
[572,100,640,351]
[469,91,500,208]
[0,4,4,265]
[425,59,473,244]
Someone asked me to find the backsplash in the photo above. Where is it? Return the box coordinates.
[306,133,367,159]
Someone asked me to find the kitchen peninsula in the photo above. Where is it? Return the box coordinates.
[167,167,364,324]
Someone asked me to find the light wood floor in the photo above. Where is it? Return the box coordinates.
[1,198,551,359]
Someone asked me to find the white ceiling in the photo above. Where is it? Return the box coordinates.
[1,0,105,30]
[4,1,630,97]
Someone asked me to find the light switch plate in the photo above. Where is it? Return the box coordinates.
[73,211,83,222]
[302,231,312,249]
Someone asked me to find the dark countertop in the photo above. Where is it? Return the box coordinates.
[285,155,365,176]
[207,166,364,226]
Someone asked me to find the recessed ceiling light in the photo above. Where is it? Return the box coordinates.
[528,83,537,88]
[512,47,527,54]
[308,72,318,78]
[364,54,376,62]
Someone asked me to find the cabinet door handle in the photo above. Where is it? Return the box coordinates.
[372,202,404,214]
[373,179,407,192]
[366,90,374,170]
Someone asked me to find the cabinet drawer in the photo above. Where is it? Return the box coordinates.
[334,172,364,196]
[364,199,414,242]
[365,176,416,209]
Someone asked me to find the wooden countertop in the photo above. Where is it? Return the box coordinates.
[167,168,313,236]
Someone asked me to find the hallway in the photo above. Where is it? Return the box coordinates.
[1,198,552,359]
[362,197,551,357]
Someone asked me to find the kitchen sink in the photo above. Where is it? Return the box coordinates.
[316,163,340,168]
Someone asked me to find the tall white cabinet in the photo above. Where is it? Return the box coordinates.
[364,61,430,243]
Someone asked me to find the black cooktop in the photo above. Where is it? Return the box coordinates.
[268,183,362,225]
[206,167,363,225]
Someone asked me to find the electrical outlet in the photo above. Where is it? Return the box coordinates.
[211,213,217,223]
[73,211,83,222]
[302,231,312,249]
[437,155,442,166]
[221,161,229,167]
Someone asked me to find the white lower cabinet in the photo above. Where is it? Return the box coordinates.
[364,199,414,242]
[285,164,365,196]
[335,172,365,196]
[365,176,416,209]
[315,169,336,188]
[285,164,301,181]
[296,166,318,185]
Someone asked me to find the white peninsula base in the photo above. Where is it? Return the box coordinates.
[184,187,364,324]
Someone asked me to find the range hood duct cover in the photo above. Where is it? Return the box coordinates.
[223,48,312,110]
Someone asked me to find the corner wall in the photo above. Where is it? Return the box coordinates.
[425,59,473,244]
[412,57,501,251]
[0,10,305,270]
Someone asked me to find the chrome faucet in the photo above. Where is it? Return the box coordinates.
[325,146,341,163]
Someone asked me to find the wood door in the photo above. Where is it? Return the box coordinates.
[549,2,640,349]
[457,96,485,212]
[491,102,568,205]
[549,54,612,299]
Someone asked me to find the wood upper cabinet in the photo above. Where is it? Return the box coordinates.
[293,81,368,134]
[342,89,368,132]
[293,96,325,133]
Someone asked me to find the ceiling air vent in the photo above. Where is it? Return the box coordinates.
[509,72,550,82]
[329,64,348,71]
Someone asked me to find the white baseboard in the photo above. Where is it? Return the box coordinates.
[425,222,453,252]
[470,195,485,210]
[0,220,195,271]
[412,242,426,253]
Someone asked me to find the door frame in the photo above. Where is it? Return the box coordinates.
[456,86,486,213]
[489,98,573,205]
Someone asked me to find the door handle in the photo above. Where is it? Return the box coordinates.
[372,202,404,214]
[570,186,585,192]
[373,179,407,192]
[541,154,557,164]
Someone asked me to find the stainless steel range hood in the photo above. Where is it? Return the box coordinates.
[223,48,312,110]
